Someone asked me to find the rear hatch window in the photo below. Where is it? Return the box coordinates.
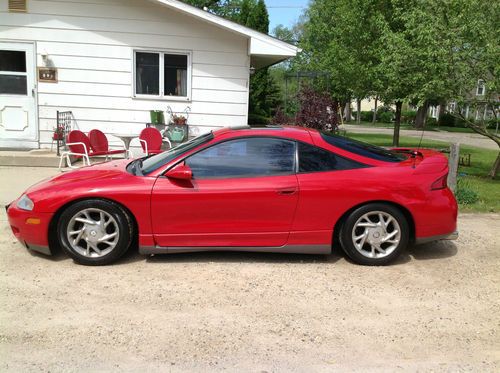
[320,132,407,162]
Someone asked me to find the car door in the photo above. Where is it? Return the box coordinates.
[151,137,299,247]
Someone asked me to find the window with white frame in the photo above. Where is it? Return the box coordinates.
[476,79,485,96]
[134,50,191,100]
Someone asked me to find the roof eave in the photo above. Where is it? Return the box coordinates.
[151,0,300,57]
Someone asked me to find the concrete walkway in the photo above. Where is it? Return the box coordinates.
[344,124,498,150]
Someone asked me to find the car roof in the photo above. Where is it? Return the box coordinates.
[213,125,316,142]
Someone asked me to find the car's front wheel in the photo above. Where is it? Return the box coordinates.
[57,199,134,265]
[340,203,409,265]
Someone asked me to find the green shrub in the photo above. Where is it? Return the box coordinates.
[360,111,373,122]
[401,110,416,124]
[486,119,498,129]
[453,117,468,128]
[456,178,480,205]
[426,117,437,126]
[377,106,393,115]
[378,111,393,123]
[438,113,455,127]
[248,113,269,125]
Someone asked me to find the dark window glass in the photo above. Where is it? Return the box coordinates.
[0,75,27,95]
[164,54,187,96]
[135,52,159,95]
[320,132,406,162]
[186,137,295,179]
[299,142,367,172]
[0,50,26,72]
[140,132,214,174]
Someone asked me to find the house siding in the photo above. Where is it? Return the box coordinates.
[0,0,250,148]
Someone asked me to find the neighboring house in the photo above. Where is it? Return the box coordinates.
[428,80,498,121]
[0,0,299,149]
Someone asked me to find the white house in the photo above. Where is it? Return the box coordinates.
[0,0,299,149]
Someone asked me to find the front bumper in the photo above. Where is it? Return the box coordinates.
[6,202,53,255]
[415,230,459,245]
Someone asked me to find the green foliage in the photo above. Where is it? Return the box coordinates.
[402,110,416,124]
[456,178,480,205]
[378,112,393,123]
[377,106,393,115]
[438,113,455,127]
[248,113,269,125]
[360,111,373,122]
[426,117,437,126]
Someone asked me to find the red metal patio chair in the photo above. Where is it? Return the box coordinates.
[59,130,92,170]
[139,127,164,155]
[89,129,131,160]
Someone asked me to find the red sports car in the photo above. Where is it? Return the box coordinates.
[7,126,458,266]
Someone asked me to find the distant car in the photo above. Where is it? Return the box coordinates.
[7,126,458,266]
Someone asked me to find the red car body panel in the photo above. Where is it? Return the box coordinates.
[6,126,458,256]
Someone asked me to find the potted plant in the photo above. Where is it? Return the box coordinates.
[172,114,187,125]
[52,126,64,140]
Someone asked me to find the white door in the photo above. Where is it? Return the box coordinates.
[0,42,38,148]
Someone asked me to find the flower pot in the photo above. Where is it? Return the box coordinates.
[150,110,165,125]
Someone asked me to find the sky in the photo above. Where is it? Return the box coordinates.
[265,0,308,32]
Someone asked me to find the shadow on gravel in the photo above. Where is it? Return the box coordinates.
[145,250,343,264]
[408,240,458,260]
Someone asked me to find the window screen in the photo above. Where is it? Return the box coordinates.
[186,137,295,179]
[298,142,367,172]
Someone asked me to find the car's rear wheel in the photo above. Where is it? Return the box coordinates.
[340,203,409,265]
[57,199,134,265]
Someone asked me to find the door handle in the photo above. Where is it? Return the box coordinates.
[277,188,297,195]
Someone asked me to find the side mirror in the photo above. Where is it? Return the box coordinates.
[165,164,192,180]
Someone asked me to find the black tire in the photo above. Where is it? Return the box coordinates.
[340,203,409,266]
[57,199,134,265]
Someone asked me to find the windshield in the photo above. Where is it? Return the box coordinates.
[140,131,214,174]
[320,132,406,162]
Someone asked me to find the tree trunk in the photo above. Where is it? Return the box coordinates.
[372,96,378,124]
[415,100,429,128]
[393,100,403,147]
[356,98,361,124]
[437,101,446,126]
[489,152,500,179]
[344,102,351,122]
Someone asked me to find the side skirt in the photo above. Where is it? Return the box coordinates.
[139,244,331,255]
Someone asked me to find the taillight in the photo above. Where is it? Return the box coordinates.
[431,174,448,190]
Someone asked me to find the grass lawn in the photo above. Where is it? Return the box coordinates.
[345,132,500,213]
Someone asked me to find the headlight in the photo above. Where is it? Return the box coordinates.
[17,194,34,211]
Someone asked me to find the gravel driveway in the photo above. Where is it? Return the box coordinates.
[1,167,499,372]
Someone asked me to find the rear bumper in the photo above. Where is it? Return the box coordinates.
[415,230,458,245]
[6,202,53,255]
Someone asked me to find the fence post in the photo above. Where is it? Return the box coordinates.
[448,143,460,193]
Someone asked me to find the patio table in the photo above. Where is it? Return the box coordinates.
[112,133,139,149]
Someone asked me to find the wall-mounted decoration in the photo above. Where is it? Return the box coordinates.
[38,67,57,83]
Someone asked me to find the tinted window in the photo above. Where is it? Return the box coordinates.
[320,132,406,162]
[140,132,214,174]
[186,137,295,179]
[299,142,367,172]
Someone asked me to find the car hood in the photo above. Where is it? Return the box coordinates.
[25,159,132,196]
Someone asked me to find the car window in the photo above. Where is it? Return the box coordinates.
[320,132,406,162]
[185,137,295,179]
[139,132,214,174]
[298,142,367,173]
